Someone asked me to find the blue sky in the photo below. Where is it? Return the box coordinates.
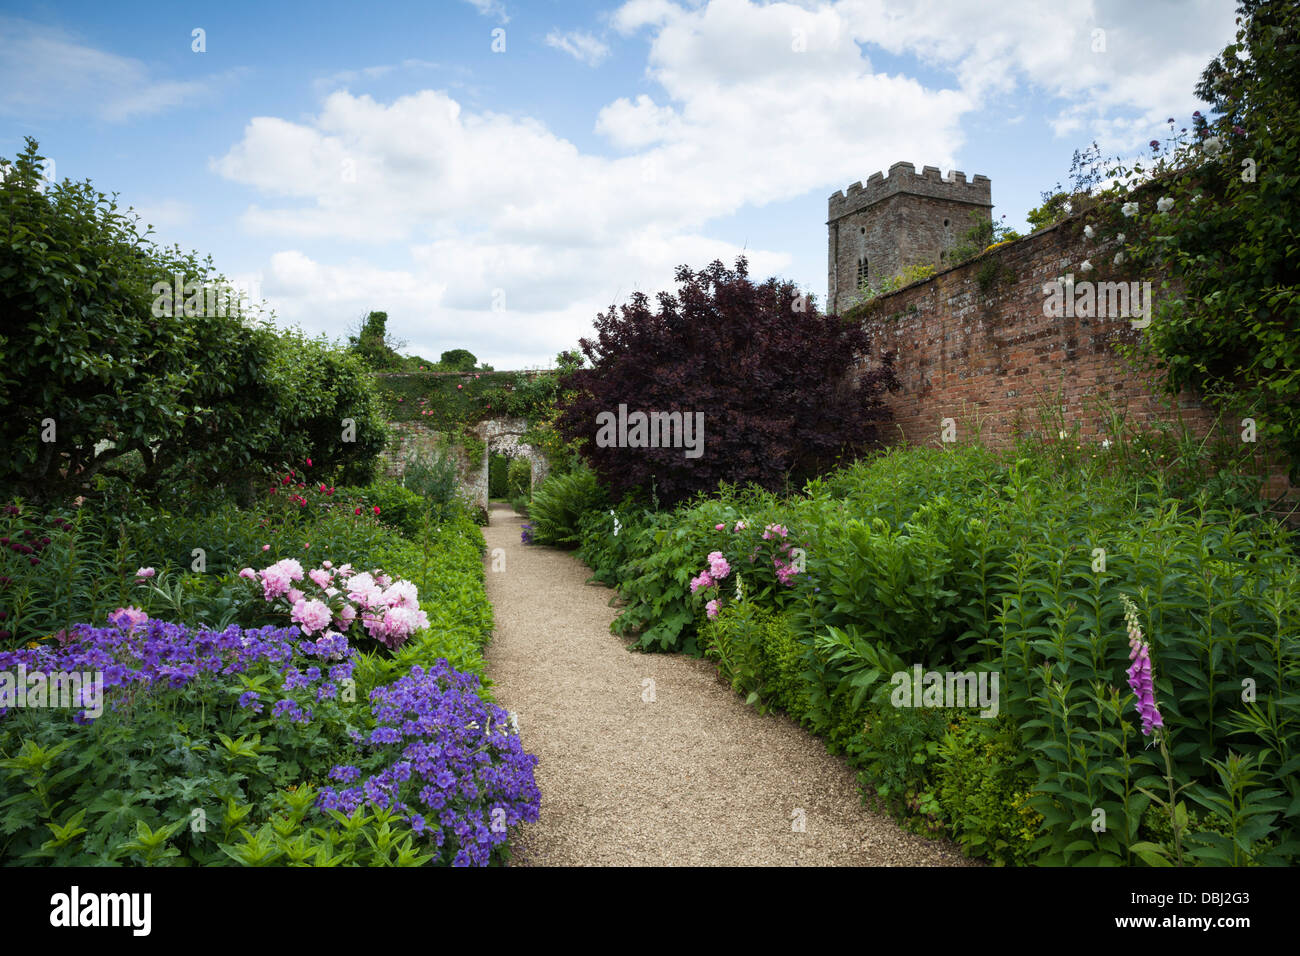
[1,0,1238,368]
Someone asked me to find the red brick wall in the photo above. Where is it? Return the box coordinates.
[848,217,1223,448]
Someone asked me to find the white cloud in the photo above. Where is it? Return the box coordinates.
[612,0,682,34]
[594,94,681,149]
[128,198,195,232]
[545,30,611,67]
[833,0,1235,152]
[0,16,233,122]
[211,0,1235,365]
[461,0,510,25]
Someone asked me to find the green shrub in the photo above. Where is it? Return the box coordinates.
[507,458,532,499]
[338,481,427,539]
[400,446,461,520]
[526,466,607,548]
[701,602,808,718]
[0,139,387,507]
[488,453,510,499]
[935,714,1042,865]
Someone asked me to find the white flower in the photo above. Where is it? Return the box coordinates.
[1101,439,1112,450]
[1113,251,1125,265]
[1116,232,1126,243]
[1063,201,1073,214]
[1059,430,1068,440]
[1079,260,1094,273]
[1084,224,1095,239]
[1203,136,1223,157]
[1156,197,1175,213]
[1191,194,1203,203]
[1121,201,1139,217]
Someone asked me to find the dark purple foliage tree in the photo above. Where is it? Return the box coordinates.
[557,258,898,505]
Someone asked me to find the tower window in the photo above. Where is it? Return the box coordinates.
[943,218,950,227]
[857,256,869,286]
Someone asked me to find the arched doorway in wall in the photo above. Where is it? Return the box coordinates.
[474,417,549,522]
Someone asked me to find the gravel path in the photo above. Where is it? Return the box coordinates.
[482,503,972,866]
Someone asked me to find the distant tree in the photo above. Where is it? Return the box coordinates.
[347,310,407,369]
[439,349,478,371]
[1026,192,1075,232]
[556,258,898,505]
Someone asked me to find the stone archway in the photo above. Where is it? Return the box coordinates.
[471,417,549,520]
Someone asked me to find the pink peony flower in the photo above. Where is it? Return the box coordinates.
[382,580,420,610]
[707,551,731,580]
[272,558,304,581]
[238,567,256,580]
[345,572,382,607]
[690,571,715,593]
[260,567,291,600]
[291,598,333,636]
[286,587,304,605]
[134,567,156,580]
[705,599,720,619]
[308,568,332,589]
[336,603,357,628]
[262,544,271,551]
[733,521,746,532]
[380,605,429,648]
[715,524,725,531]
[109,606,149,630]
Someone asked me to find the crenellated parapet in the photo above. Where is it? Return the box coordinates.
[829,161,992,222]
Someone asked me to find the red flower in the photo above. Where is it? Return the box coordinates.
[373,506,381,515]
[306,458,312,467]
[355,507,362,515]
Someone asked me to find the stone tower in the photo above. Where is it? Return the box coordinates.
[827,161,992,314]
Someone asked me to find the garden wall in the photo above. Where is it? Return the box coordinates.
[848,217,1221,446]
